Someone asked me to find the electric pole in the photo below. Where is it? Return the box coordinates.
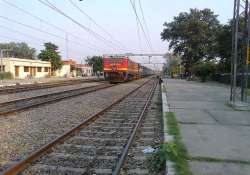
[65,32,69,59]
[231,0,250,104]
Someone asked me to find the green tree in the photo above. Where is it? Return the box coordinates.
[215,24,232,73]
[85,56,103,73]
[161,8,220,76]
[38,42,63,71]
[0,42,36,59]
[167,56,181,75]
[191,61,216,82]
[215,17,246,73]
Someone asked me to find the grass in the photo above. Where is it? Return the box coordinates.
[165,112,193,175]
[147,142,178,173]
[146,112,193,175]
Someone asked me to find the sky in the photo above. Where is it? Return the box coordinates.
[0,0,233,69]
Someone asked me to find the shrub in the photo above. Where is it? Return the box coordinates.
[191,62,215,82]
[0,72,13,80]
[147,142,178,173]
[186,76,199,81]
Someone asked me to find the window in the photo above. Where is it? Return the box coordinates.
[0,66,5,72]
[24,66,29,72]
[37,67,42,72]
[44,67,49,72]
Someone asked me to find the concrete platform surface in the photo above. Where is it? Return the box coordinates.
[165,79,250,175]
[191,161,250,175]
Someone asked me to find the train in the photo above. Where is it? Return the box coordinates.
[103,56,153,83]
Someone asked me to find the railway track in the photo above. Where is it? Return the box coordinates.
[2,78,158,175]
[0,78,104,95]
[0,83,114,116]
[122,85,163,174]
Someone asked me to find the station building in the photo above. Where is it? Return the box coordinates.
[0,57,51,79]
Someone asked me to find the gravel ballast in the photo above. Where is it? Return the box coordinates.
[0,78,149,169]
[0,82,102,103]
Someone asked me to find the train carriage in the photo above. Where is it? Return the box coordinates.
[103,56,152,83]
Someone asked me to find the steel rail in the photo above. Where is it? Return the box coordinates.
[1,78,153,175]
[0,78,104,94]
[0,83,114,116]
[112,79,157,175]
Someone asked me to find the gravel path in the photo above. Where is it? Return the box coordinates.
[0,78,149,170]
[0,82,102,103]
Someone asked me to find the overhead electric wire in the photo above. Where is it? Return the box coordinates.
[0,27,91,57]
[129,0,153,52]
[138,0,152,46]
[68,0,128,51]
[0,0,101,51]
[0,25,46,43]
[133,0,142,52]
[38,0,124,52]
[0,35,42,45]
[0,16,104,52]
[1,0,63,32]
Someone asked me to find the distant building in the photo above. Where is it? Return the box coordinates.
[0,57,51,79]
[76,64,93,77]
[55,59,77,77]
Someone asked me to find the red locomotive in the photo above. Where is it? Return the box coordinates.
[103,56,152,83]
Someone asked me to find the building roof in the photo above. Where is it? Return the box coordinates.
[63,59,76,65]
[2,57,51,65]
[76,64,93,68]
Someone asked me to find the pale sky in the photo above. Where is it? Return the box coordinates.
[0,0,233,69]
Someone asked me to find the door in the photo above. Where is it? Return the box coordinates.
[15,66,19,78]
[30,67,36,77]
[32,67,36,77]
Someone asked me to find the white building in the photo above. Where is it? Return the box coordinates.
[0,57,51,79]
[76,64,93,77]
[54,59,76,77]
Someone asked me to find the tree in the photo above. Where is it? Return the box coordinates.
[0,42,36,59]
[191,61,216,82]
[85,56,103,73]
[215,17,246,73]
[167,56,182,76]
[161,8,220,76]
[38,42,63,71]
[215,24,232,73]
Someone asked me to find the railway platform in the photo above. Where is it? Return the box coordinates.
[164,78,250,175]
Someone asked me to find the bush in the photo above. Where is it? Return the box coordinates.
[211,73,250,88]
[186,76,199,81]
[147,142,178,173]
[191,62,215,82]
[0,72,13,80]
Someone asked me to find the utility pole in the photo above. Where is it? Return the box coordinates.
[65,32,69,59]
[231,0,249,104]
[0,50,3,74]
[81,58,84,76]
